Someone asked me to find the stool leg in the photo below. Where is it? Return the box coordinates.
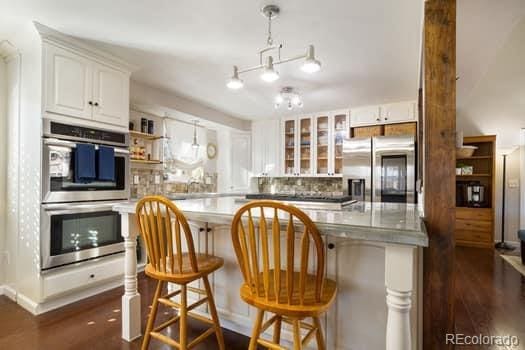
[203,275,225,350]
[179,284,188,350]
[292,319,302,350]
[273,315,282,345]
[313,316,326,350]
[141,280,164,350]
[249,309,264,350]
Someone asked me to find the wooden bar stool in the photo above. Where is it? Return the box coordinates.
[231,200,337,350]
[136,195,225,350]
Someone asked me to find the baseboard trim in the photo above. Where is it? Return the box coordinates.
[15,278,125,315]
[0,284,17,301]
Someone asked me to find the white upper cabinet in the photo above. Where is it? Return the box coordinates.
[252,119,281,177]
[349,105,381,127]
[92,62,130,126]
[380,101,416,123]
[44,42,130,128]
[280,109,348,177]
[350,100,416,127]
[45,44,93,119]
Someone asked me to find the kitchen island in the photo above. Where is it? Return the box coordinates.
[114,197,427,350]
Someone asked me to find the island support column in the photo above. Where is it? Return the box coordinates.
[121,212,141,341]
[385,244,415,350]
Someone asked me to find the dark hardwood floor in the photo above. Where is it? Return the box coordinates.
[454,246,525,349]
[0,272,251,349]
[1,247,524,349]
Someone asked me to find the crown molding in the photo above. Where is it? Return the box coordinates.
[33,21,138,73]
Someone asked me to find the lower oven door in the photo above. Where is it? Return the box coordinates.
[42,138,130,203]
[41,201,126,270]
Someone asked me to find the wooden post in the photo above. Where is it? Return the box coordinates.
[423,0,456,349]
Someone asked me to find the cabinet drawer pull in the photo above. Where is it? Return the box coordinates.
[90,274,95,279]
[328,243,335,250]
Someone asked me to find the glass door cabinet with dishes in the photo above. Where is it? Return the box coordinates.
[281,110,349,177]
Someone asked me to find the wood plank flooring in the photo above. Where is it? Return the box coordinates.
[0,272,251,349]
[455,246,525,349]
[0,247,524,349]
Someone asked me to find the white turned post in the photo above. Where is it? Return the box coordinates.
[385,244,415,350]
[121,212,141,341]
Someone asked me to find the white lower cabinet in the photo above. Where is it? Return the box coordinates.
[179,221,419,349]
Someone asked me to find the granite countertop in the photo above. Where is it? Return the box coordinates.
[164,192,248,200]
[115,197,428,247]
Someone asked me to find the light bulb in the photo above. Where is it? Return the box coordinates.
[227,66,244,89]
[287,102,293,110]
[274,103,280,109]
[261,56,279,83]
[301,45,321,73]
[227,78,243,89]
[261,68,279,82]
[291,95,301,106]
[275,94,284,104]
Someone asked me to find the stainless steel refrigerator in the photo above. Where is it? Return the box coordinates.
[342,136,416,203]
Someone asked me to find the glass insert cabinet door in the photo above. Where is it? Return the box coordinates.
[284,119,296,175]
[299,117,312,175]
[316,115,329,175]
[332,113,347,174]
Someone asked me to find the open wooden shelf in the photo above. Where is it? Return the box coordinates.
[129,130,163,140]
[457,155,492,160]
[131,159,163,164]
[457,174,491,177]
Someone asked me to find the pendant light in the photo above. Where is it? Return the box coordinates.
[226,5,321,89]
[191,120,200,149]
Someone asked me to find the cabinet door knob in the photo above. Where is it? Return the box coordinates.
[376,118,380,122]
[88,101,93,106]
[89,274,95,278]
[384,117,388,121]
[327,243,335,250]
[94,102,99,107]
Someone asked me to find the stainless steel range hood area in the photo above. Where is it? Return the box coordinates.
[342,136,416,203]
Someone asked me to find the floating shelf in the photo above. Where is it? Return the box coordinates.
[131,159,163,164]
[457,155,492,160]
[456,174,490,177]
[129,130,163,140]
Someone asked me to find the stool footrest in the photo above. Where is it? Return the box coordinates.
[150,331,180,348]
[188,327,215,349]
[258,338,287,350]
[153,314,180,333]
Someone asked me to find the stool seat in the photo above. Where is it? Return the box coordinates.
[240,270,337,318]
[518,229,525,241]
[145,253,223,284]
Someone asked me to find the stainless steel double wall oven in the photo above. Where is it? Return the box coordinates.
[41,119,130,270]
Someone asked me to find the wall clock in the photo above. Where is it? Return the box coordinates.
[207,143,217,159]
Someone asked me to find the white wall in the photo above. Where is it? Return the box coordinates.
[0,53,6,285]
[0,21,43,301]
[130,81,250,131]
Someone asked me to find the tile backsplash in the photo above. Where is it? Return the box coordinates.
[130,168,218,199]
[130,168,164,198]
[256,177,343,195]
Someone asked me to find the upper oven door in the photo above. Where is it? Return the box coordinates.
[42,138,130,203]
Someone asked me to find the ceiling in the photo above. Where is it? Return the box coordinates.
[457,0,525,148]
[1,0,423,120]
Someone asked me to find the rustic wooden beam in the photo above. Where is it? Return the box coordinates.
[423,0,456,349]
